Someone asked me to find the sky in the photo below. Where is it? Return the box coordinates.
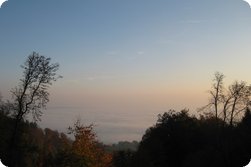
[1,0,251,143]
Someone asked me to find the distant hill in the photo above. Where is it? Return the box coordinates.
[106,141,139,152]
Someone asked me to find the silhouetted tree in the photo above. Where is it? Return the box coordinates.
[228,81,251,125]
[112,150,135,167]
[210,72,224,119]
[237,108,251,165]
[9,52,61,166]
[130,108,251,167]
[202,72,251,125]
[0,108,73,167]
[134,110,204,167]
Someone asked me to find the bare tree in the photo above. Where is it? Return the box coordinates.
[221,90,232,123]
[202,72,251,125]
[209,72,224,119]
[11,52,61,122]
[9,52,61,164]
[228,81,251,126]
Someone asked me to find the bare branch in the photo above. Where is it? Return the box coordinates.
[12,52,61,121]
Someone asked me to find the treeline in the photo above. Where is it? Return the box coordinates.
[106,141,139,152]
[113,109,251,167]
[2,106,251,167]
[0,53,137,167]
[0,107,138,167]
[1,53,251,167]
[113,72,251,167]
[0,109,114,167]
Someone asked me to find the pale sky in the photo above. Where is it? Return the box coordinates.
[1,0,251,143]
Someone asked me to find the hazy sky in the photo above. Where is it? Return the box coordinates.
[1,0,251,143]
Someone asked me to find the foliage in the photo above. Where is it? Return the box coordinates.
[0,110,115,167]
[0,109,71,166]
[2,60,251,167]
[130,109,251,167]
[68,119,113,167]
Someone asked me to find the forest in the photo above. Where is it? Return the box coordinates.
[1,53,251,167]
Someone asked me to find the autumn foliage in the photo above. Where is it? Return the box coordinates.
[68,120,113,167]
